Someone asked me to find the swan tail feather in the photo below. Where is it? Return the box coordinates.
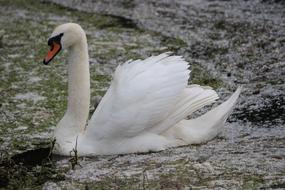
[152,85,219,133]
[169,87,242,144]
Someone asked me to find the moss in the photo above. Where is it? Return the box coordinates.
[0,159,66,189]
[160,35,188,52]
[241,176,264,189]
[214,20,227,30]
[190,64,223,89]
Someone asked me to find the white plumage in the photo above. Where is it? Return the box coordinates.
[44,23,241,156]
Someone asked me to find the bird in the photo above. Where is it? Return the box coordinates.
[42,23,241,156]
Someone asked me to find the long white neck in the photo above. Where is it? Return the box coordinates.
[57,35,90,136]
[67,39,90,121]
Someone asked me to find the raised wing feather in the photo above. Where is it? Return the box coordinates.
[87,53,190,140]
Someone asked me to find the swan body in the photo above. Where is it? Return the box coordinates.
[43,23,241,156]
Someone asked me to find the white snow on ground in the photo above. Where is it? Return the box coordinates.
[14,92,46,103]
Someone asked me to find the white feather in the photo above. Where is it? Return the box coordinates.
[87,53,190,139]
[164,87,242,144]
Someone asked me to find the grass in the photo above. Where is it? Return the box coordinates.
[0,0,229,189]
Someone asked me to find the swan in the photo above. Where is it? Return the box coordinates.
[43,23,241,156]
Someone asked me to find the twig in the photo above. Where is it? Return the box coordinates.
[69,136,81,169]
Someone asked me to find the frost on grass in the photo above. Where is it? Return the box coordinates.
[14,92,46,103]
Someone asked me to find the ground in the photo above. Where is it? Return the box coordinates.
[0,0,284,189]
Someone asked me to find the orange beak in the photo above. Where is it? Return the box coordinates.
[43,41,62,65]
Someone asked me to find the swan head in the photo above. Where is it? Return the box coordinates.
[43,23,86,65]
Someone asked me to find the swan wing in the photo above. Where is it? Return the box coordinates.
[87,53,190,139]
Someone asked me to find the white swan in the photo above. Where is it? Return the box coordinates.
[43,23,241,156]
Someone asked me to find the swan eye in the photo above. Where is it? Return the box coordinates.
[47,33,63,46]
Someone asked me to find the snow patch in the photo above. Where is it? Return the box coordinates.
[14,92,46,103]
[28,76,42,83]
[14,126,28,131]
